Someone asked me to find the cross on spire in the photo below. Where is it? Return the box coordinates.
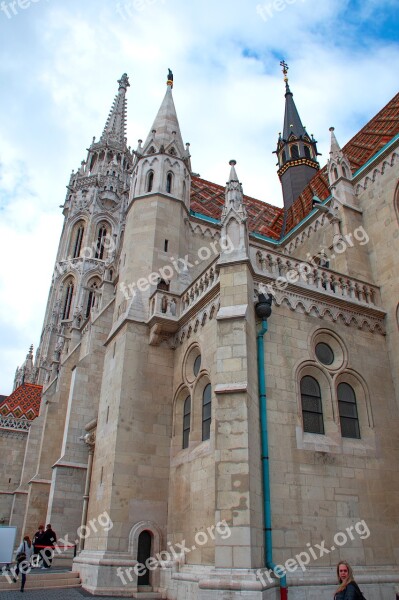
[280,60,289,83]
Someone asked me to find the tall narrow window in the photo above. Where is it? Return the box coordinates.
[95,225,107,259]
[85,281,98,319]
[147,171,154,192]
[281,150,287,164]
[291,145,299,159]
[338,383,360,438]
[300,376,324,434]
[62,281,74,320]
[202,383,212,441]
[304,145,311,159]
[182,396,191,449]
[166,172,173,194]
[72,223,84,258]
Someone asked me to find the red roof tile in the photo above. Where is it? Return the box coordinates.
[0,383,42,421]
[190,92,399,239]
[285,92,399,233]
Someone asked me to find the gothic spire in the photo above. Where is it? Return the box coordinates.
[100,73,130,146]
[142,69,186,158]
[275,61,320,211]
[329,126,342,159]
[224,160,244,211]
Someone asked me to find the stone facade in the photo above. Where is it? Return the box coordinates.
[1,73,399,599]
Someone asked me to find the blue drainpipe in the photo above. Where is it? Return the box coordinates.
[256,294,288,599]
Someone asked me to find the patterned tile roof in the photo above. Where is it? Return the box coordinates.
[190,177,284,240]
[0,383,42,420]
[190,92,399,239]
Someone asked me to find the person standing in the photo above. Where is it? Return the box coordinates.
[40,524,57,569]
[32,524,45,567]
[13,535,33,593]
[334,561,364,600]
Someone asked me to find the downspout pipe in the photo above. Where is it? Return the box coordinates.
[255,294,288,600]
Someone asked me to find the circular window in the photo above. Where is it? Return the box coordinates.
[193,355,201,377]
[184,345,202,384]
[315,342,334,365]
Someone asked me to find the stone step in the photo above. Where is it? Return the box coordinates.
[0,570,81,591]
[131,594,163,599]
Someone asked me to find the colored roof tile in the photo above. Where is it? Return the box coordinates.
[189,92,399,239]
[0,383,42,421]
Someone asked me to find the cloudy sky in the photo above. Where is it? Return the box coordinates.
[0,0,398,394]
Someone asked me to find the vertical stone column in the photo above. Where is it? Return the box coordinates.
[213,263,262,570]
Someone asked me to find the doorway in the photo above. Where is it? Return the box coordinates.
[137,530,152,587]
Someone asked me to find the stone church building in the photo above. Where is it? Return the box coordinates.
[1,67,398,599]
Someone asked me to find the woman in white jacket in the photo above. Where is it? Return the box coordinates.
[13,535,33,593]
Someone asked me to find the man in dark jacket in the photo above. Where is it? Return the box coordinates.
[40,524,57,569]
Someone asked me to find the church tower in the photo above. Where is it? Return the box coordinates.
[33,74,133,385]
[275,61,320,212]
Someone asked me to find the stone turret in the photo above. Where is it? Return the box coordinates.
[275,61,320,213]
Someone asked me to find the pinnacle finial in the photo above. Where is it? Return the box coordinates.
[118,73,130,91]
[167,68,173,88]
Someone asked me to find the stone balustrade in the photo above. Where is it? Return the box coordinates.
[252,247,381,307]
[0,416,31,431]
[181,261,219,314]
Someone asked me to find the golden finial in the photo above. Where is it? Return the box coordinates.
[280,59,289,83]
[167,68,173,88]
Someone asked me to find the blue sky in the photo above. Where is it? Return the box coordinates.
[0,0,398,393]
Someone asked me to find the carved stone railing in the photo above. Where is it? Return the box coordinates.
[149,290,180,318]
[252,247,381,307]
[0,416,31,431]
[180,260,220,315]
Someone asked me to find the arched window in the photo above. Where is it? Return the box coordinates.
[157,279,169,291]
[166,172,173,194]
[300,376,324,434]
[342,165,348,178]
[147,171,154,192]
[85,281,99,319]
[291,145,299,159]
[304,145,311,159]
[72,223,84,258]
[95,225,108,260]
[182,396,191,449]
[337,382,360,438]
[62,280,74,320]
[281,150,286,164]
[202,383,212,441]
[334,167,339,180]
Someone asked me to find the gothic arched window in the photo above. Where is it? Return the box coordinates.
[71,222,85,258]
[85,280,99,319]
[337,382,360,438]
[342,165,348,178]
[291,145,299,159]
[300,376,324,434]
[304,145,311,159]
[334,167,339,180]
[146,171,154,192]
[95,224,108,260]
[62,280,74,320]
[166,172,173,194]
[182,396,191,449]
[202,383,212,441]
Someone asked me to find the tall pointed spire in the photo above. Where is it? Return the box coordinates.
[219,161,249,264]
[327,126,353,187]
[142,69,186,158]
[100,73,130,146]
[275,61,320,212]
